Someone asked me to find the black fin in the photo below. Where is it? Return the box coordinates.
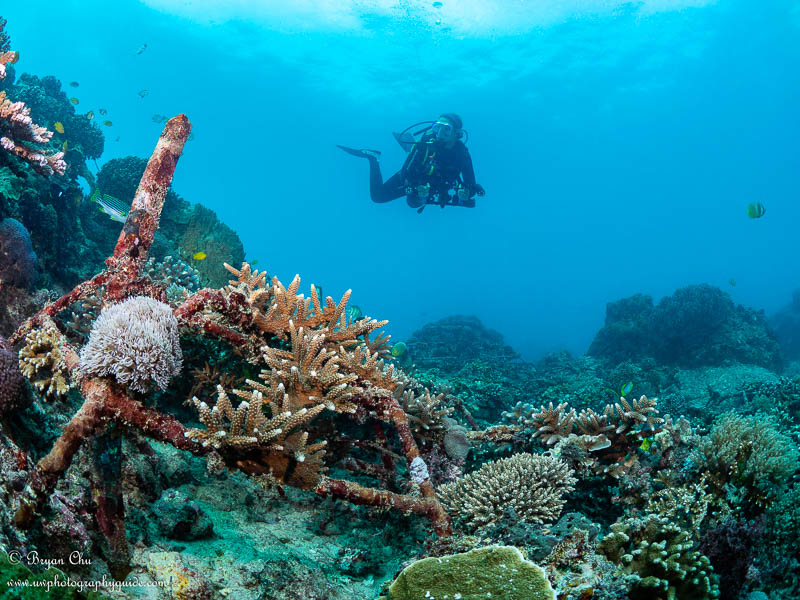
[337,145,381,160]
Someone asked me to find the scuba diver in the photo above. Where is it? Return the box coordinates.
[337,113,485,213]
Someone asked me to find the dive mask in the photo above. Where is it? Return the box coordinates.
[432,120,455,139]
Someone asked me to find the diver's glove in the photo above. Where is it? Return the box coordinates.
[474,183,486,197]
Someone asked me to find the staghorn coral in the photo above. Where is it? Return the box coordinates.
[598,513,720,600]
[645,473,718,532]
[400,386,455,448]
[80,296,182,393]
[438,452,576,531]
[186,385,328,489]
[18,318,70,398]
[504,395,664,478]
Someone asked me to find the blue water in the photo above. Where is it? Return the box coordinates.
[4,0,799,360]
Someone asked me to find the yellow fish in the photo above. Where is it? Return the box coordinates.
[639,438,652,452]
[62,140,68,151]
[54,121,65,134]
[192,252,207,261]
[103,120,112,127]
[70,97,79,105]
[86,111,94,120]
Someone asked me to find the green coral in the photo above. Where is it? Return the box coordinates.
[696,411,798,511]
[387,545,555,600]
[598,514,720,600]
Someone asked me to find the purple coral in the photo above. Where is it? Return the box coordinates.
[0,217,38,289]
[0,334,24,416]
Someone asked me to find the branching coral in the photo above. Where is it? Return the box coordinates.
[187,385,327,489]
[504,395,664,478]
[695,411,798,512]
[598,514,720,600]
[80,296,183,393]
[0,25,65,177]
[18,318,70,398]
[438,452,576,531]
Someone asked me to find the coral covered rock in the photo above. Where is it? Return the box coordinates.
[408,315,520,373]
[0,217,37,288]
[589,285,782,371]
[771,289,800,362]
[80,296,182,393]
[387,545,555,600]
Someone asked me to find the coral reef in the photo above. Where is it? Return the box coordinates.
[438,453,576,531]
[407,315,520,373]
[79,296,183,393]
[589,285,783,371]
[18,317,70,398]
[386,545,555,600]
[0,23,65,177]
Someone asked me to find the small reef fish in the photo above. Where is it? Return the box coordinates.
[136,43,148,55]
[86,111,94,120]
[70,97,79,105]
[99,108,108,115]
[391,342,407,357]
[114,136,120,142]
[103,120,113,126]
[729,278,737,287]
[347,305,362,321]
[62,140,68,151]
[138,89,149,98]
[69,81,79,87]
[746,202,765,219]
[639,438,652,452]
[152,114,169,123]
[433,1,443,7]
[192,252,207,261]
[53,121,65,134]
[187,132,195,142]
[250,259,259,266]
[90,189,129,223]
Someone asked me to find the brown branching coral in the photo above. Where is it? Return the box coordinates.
[502,396,665,478]
[18,319,70,398]
[187,386,328,489]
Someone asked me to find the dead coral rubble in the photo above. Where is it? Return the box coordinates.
[8,113,451,580]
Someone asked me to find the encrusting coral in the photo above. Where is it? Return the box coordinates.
[0,21,65,176]
[438,452,577,531]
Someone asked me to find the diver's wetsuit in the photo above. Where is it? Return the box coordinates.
[368,133,478,208]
